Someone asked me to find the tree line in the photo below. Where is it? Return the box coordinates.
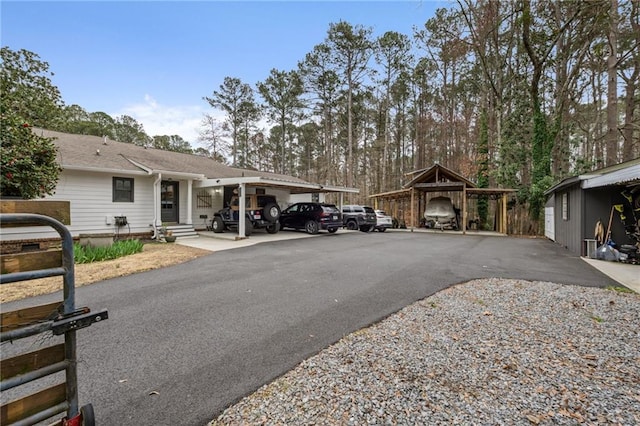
[204,1,638,233]
[2,1,638,233]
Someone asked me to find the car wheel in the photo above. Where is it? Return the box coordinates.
[346,220,358,230]
[243,220,253,236]
[262,202,281,222]
[378,227,386,232]
[266,222,280,234]
[305,220,319,234]
[359,225,372,232]
[327,227,338,233]
[212,216,224,233]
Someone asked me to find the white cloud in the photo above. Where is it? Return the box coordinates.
[113,95,222,148]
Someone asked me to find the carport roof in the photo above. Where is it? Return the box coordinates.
[196,176,359,194]
[403,163,477,190]
[370,163,514,200]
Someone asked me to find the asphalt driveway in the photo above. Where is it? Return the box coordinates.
[1,232,618,425]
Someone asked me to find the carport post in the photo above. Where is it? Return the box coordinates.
[238,183,246,238]
[410,188,415,231]
[462,185,467,235]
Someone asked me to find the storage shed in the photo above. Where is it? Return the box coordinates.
[544,158,640,257]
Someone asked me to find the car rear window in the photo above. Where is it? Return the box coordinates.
[363,206,375,213]
[322,205,339,213]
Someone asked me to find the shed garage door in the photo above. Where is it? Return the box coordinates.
[544,206,555,240]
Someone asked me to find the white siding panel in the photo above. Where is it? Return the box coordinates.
[1,170,156,241]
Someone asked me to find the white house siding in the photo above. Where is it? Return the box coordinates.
[0,170,155,241]
[190,186,223,230]
[288,193,326,206]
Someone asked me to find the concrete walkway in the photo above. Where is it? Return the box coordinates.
[582,257,639,293]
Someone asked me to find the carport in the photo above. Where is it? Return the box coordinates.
[195,174,358,238]
[369,163,515,234]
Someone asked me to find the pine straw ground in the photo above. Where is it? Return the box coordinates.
[1,243,211,303]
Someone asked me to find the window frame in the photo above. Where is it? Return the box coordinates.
[561,192,569,221]
[113,177,134,203]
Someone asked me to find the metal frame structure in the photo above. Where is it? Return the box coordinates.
[1,213,107,426]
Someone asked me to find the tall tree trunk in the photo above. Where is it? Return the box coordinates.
[606,0,619,166]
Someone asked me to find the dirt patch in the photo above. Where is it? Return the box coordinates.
[0,243,211,303]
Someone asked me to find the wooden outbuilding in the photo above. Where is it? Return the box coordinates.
[369,163,516,234]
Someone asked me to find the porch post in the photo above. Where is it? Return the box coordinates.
[410,187,415,231]
[186,179,193,225]
[238,183,246,238]
[153,173,162,237]
[502,193,508,234]
[462,185,467,235]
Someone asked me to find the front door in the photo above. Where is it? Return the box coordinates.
[161,181,179,223]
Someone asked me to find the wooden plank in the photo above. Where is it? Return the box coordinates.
[1,249,62,274]
[1,343,65,381]
[0,200,70,225]
[0,302,62,333]
[1,382,66,424]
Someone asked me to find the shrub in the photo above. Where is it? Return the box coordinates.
[74,239,144,264]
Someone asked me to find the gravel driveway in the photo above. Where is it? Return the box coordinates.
[212,278,640,425]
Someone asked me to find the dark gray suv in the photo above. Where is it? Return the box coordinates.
[341,205,377,232]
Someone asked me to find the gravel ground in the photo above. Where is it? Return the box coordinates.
[211,279,640,426]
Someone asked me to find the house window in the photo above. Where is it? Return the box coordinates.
[562,193,569,221]
[113,177,134,202]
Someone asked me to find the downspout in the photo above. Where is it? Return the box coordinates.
[152,173,162,239]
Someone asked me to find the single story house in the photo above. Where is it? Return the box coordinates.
[1,129,358,246]
[544,158,640,257]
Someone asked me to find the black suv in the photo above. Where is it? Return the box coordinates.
[210,194,281,236]
[279,202,342,234]
[341,205,377,232]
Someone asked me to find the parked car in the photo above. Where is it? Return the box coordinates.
[210,194,281,236]
[279,202,342,234]
[423,196,458,230]
[374,209,393,232]
[342,205,377,232]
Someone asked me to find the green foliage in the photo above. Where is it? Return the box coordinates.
[74,239,144,264]
[204,77,257,166]
[605,285,634,294]
[1,47,63,198]
[0,119,61,199]
[0,47,64,129]
[477,110,489,228]
[529,174,555,221]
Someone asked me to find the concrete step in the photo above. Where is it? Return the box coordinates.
[165,224,199,239]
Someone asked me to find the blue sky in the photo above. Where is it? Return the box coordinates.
[2,1,445,145]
